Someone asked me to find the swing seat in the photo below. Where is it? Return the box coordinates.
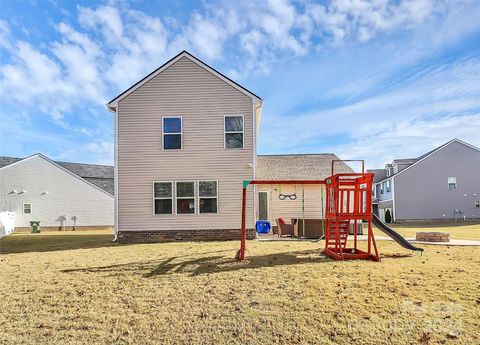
[255,220,271,234]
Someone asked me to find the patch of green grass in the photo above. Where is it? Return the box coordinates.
[0,230,115,254]
[1,231,479,344]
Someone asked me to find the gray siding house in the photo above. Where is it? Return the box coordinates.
[107,51,263,242]
[369,139,480,222]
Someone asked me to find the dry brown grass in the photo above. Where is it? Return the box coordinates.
[374,223,480,240]
[1,230,480,345]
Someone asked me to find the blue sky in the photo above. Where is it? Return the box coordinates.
[1,0,480,168]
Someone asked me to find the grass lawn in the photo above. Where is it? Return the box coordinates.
[1,231,479,345]
[374,223,480,240]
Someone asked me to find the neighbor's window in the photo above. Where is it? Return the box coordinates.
[475,201,479,208]
[386,180,391,193]
[225,116,244,148]
[199,181,218,214]
[380,183,384,194]
[154,182,173,214]
[163,117,182,150]
[23,203,32,214]
[448,177,457,190]
[176,182,195,214]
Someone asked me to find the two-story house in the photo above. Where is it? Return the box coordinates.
[107,51,263,242]
[369,139,480,223]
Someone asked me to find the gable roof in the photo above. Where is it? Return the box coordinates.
[0,154,114,195]
[256,154,354,180]
[375,138,480,184]
[107,50,262,110]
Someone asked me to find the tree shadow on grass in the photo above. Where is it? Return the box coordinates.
[0,233,117,254]
[147,249,338,277]
[61,249,413,278]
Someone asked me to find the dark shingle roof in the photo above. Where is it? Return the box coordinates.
[0,155,114,195]
[257,154,354,180]
[367,169,387,183]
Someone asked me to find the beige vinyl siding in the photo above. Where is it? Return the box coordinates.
[258,184,326,222]
[117,57,254,231]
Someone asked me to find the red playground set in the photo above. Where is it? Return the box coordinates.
[237,160,422,262]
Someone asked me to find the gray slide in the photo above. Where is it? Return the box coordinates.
[372,214,424,252]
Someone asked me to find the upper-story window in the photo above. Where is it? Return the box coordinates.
[475,201,479,208]
[448,177,457,190]
[163,117,182,150]
[386,180,391,193]
[380,183,384,194]
[225,115,244,148]
[372,186,377,198]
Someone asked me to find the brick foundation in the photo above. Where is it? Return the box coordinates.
[118,228,255,243]
[416,232,450,242]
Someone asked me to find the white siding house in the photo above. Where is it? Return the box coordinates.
[0,154,114,233]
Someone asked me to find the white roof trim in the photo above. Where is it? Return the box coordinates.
[107,51,262,109]
[381,139,480,183]
[0,154,114,198]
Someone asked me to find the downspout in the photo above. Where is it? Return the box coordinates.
[391,177,396,223]
[108,104,119,242]
[252,100,263,226]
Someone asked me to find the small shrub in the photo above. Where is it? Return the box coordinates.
[385,209,392,223]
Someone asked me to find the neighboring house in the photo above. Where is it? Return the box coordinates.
[256,154,353,223]
[0,154,114,234]
[107,51,263,242]
[368,139,480,222]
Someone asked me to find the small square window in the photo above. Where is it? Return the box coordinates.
[23,203,32,214]
[448,177,456,190]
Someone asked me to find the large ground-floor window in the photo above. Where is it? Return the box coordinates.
[153,180,218,215]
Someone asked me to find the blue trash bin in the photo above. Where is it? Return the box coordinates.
[255,220,271,234]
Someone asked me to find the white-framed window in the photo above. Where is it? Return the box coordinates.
[475,201,479,208]
[198,181,218,214]
[372,186,376,198]
[153,182,173,214]
[23,203,32,214]
[176,181,195,214]
[448,177,457,190]
[163,117,182,150]
[224,115,244,148]
[380,182,384,194]
[386,180,391,193]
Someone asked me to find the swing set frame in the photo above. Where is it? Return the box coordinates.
[238,179,326,261]
[237,160,379,262]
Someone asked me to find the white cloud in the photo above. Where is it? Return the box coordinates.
[1,0,479,165]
